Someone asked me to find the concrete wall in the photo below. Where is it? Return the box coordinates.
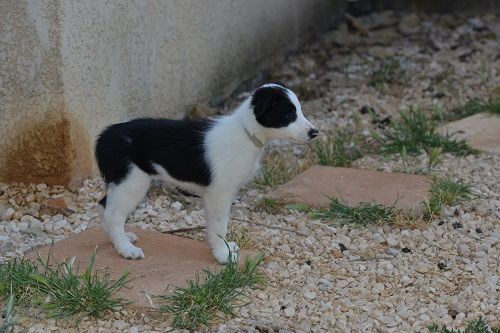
[0,0,345,187]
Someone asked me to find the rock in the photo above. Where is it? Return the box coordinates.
[399,14,420,35]
[41,196,77,215]
[301,99,324,115]
[372,283,384,294]
[36,183,48,191]
[401,276,412,286]
[468,18,487,31]
[385,247,400,257]
[386,236,398,247]
[284,307,295,317]
[113,320,129,331]
[257,292,268,301]
[368,27,400,45]
[457,242,470,257]
[0,204,15,220]
[20,227,48,238]
[416,263,428,274]
[170,202,183,211]
[270,320,283,331]
[0,241,14,254]
[295,55,317,75]
[324,25,361,47]
[368,46,393,59]
[345,14,369,36]
[304,291,317,300]
[362,10,399,31]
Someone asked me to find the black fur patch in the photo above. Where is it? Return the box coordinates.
[251,86,297,128]
[95,118,214,186]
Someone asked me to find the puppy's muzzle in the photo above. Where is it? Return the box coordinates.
[308,128,319,140]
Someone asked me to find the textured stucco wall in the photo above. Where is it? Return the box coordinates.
[0,0,80,185]
[0,0,345,186]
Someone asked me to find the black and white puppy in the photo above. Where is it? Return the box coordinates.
[95,83,318,263]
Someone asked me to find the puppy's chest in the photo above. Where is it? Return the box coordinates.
[210,146,261,182]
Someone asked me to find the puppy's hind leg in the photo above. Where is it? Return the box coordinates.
[103,166,151,259]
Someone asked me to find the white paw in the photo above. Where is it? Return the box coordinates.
[212,241,239,264]
[126,232,138,243]
[116,241,144,260]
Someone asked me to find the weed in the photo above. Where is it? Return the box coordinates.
[0,293,16,333]
[0,252,130,320]
[255,151,303,188]
[428,316,499,333]
[255,163,292,188]
[436,98,500,121]
[312,130,363,167]
[309,197,397,226]
[159,254,264,330]
[376,107,474,156]
[305,177,471,227]
[424,176,471,218]
[394,146,443,175]
[227,225,256,250]
[255,196,286,214]
[369,59,406,91]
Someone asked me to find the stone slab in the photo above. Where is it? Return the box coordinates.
[439,113,500,154]
[271,166,430,213]
[28,227,257,311]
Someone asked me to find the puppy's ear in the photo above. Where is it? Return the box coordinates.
[270,81,287,88]
[251,87,278,117]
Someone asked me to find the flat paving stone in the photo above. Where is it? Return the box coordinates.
[28,227,257,311]
[439,113,500,154]
[271,166,430,214]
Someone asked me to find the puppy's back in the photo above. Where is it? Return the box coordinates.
[95,118,214,186]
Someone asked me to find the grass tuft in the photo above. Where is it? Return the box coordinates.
[437,98,500,121]
[227,225,256,250]
[424,176,471,218]
[0,293,16,333]
[255,151,303,188]
[369,59,406,91]
[0,252,130,320]
[304,177,471,227]
[255,196,286,214]
[376,107,475,156]
[428,316,499,333]
[159,254,264,330]
[312,130,363,167]
[309,198,397,226]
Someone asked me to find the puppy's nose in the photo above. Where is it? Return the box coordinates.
[308,128,319,139]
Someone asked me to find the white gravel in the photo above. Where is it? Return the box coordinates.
[1,10,500,333]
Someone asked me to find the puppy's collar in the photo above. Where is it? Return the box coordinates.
[243,127,264,148]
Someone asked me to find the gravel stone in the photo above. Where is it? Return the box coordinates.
[284,307,295,317]
[385,247,400,256]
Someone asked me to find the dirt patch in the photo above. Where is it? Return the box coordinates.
[0,111,92,186]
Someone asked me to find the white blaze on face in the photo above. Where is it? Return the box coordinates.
[284,89,315,143]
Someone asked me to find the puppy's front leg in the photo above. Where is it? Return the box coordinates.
[204,191,239,264]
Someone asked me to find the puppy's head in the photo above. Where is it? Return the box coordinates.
[250,82,318,143]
